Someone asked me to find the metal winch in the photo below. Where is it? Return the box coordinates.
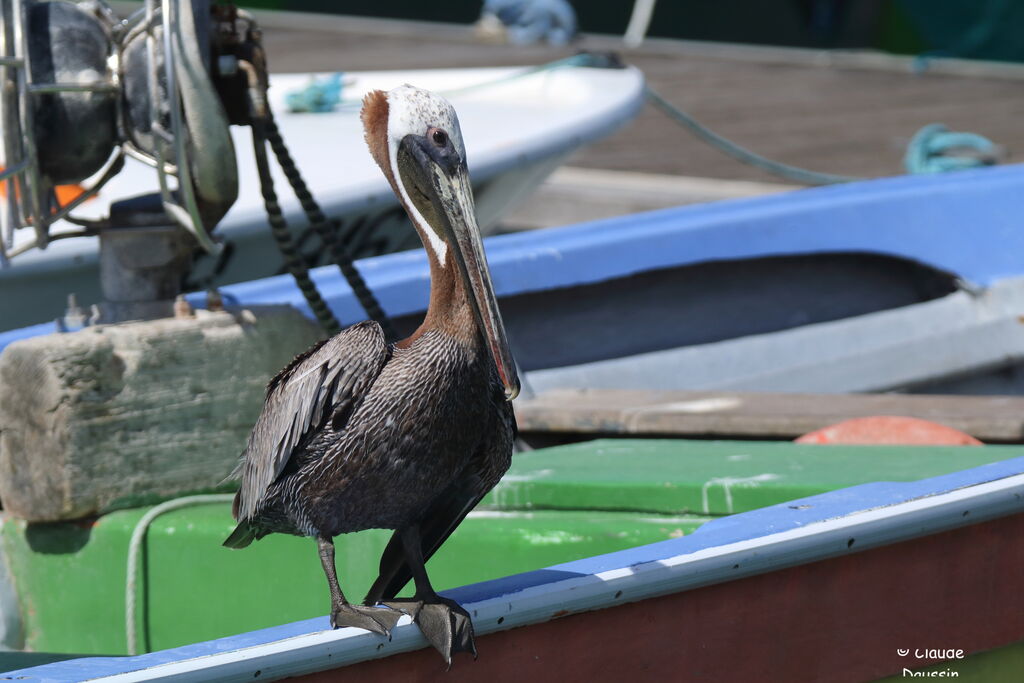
[0,0,267,322]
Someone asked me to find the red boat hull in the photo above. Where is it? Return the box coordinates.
[304,512,1024,682]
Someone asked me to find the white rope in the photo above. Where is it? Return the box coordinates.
[624,0,657,48]
[125,494,236,655]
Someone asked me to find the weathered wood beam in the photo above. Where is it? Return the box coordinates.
[515,388,1024,443]
[0,307,322,522]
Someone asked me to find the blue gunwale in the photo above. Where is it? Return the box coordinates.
[210,162,1024,321]
[7,454,1024,681]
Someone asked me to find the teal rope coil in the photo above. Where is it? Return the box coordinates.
[286,72,345,113]
[904,123,998,175]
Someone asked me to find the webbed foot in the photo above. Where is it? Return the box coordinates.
[330,602,403,638]
[378,596,477,666]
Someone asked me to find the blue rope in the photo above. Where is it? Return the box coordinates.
[904,123,998,174]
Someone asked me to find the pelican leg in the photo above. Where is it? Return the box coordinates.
[377,525,477,666]
[318,537,402,637]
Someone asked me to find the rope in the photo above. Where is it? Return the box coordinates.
[645,85,857,186]
[264,114,398,341]
[252,121,342,336]
[285,72,345,113]
[904,123,998,175]
[125,494,236,655]
[646,86,1002,184]
[307,53,611,115]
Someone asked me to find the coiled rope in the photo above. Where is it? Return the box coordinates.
[904,123,998,175]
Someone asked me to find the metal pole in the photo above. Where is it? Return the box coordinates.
[97,224,193,323]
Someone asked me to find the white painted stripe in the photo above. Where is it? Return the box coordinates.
[91,472,1024,682]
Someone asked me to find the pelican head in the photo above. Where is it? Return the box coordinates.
[361,85,520,400]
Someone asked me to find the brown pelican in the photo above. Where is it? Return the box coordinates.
[224,85,519,665]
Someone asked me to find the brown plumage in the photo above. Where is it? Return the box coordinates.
[225,85,519,665]
[224,322,512,545]
[362,89,391,172]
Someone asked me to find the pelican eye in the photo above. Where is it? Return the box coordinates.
[430,128,449,148]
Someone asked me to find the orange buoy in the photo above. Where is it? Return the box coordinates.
[795,416,982,446]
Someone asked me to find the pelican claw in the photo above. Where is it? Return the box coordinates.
[380,596,477,666]
[330,603,403,639]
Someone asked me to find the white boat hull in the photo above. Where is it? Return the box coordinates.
[0,64,644,328]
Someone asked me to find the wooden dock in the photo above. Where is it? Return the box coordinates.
[253,9,1024,185]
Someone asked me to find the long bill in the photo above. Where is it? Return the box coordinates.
[435,168,521,400]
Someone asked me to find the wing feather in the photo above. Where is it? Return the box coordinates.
[364,400,515,603]
[364,471,486,603]
[233,321,390,521]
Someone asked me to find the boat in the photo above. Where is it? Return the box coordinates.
[0,59,644,330]
[2,438,1022,680]
[200,162,1024,397]
[7,160,1020,395]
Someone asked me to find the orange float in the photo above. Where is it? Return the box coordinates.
[796,415,982,445]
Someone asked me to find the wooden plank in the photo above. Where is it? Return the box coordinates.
[515,388,1024,442]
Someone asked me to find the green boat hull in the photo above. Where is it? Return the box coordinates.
[3,439,1022,655]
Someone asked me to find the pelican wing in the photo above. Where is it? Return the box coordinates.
[364,400,515,603]
[363,470,487,603]
[233,321,390,521]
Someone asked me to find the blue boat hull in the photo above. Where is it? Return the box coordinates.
[5,164,1024,394]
